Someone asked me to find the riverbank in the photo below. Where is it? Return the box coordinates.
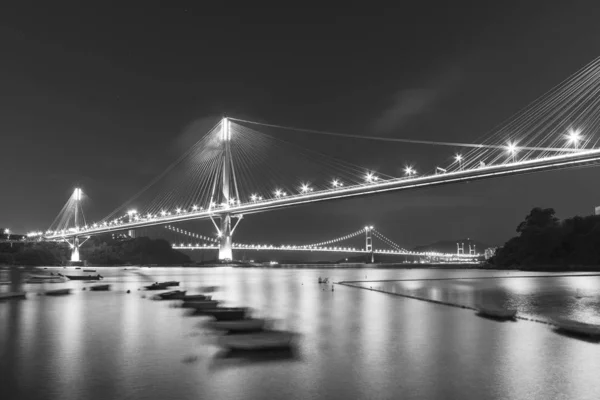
[233,262,484,269]
[486,264,600,272]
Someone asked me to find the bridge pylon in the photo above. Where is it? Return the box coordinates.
[215,116,239,261]
[365,225,374,263]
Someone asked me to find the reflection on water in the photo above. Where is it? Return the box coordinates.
[354,275,600,324]
[1,267,600,400]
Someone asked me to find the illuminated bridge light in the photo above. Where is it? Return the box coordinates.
[567,128,582,148]
[300,183,313,194]
[506,142,518,156]
[161,210,167,216]
[176,208,182,214]
[192,205,198,211]
[404,166,416,176]
[332,179,343,188]
[274,189,282,198]
[250,194,258,202]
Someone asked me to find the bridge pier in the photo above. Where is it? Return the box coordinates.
[218,213,233,261]
[68,236,81,262]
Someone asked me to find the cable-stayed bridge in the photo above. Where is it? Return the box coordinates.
[35,56,600,262]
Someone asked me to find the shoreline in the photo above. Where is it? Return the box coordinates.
[3,262,600,272]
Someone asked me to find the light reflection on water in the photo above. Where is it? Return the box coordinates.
[1,266,600,400]
[355,274,600,324]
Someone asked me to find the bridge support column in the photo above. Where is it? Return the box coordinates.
[70,236,81,262]
[218,213,233,261]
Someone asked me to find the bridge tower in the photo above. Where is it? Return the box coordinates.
[365,225,374,263]
[69,187,83,262]
[457,242,464,255]
[219,117,234,261]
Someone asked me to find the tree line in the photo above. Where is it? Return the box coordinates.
[490,207,600,270]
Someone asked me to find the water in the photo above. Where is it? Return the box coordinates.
[2,266,600,400]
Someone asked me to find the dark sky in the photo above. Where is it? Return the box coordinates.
[3,3,600,249]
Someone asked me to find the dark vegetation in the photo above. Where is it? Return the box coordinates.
[490,207,600,270]
[0,242,68,266]
[0,236,190,266]
[82,236,191,265]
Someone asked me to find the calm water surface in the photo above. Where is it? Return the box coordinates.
[2,266,600,400]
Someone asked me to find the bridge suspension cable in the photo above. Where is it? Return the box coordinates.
[229,118,578,153]
[301,227,367,248]
[371,228,407,252]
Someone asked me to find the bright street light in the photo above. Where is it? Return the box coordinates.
[300,183,313,194]
[332,179,343,188]
[274,189,282,198]
[250,194,258,202]
[506,142,518,161]
[365,172,378,183]
[455,154,463,169]
[404,166,416,176]
[567,128,582,148]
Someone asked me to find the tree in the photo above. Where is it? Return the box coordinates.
[516,207,558,234]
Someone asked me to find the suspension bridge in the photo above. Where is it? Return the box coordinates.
[164,225,478,262]
[30,56,600,262]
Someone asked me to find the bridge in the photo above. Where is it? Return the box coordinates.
[165,225,479,262]
[30,56,600,262]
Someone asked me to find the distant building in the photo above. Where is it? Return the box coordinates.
[484,247,498,260]
[595,206,600,215]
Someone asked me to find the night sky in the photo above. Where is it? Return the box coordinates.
[3,3,600,249]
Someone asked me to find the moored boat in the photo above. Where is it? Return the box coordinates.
[202,307,248,321]
[0,292,27,300]
[475,303,517,320]
[156,290,187,300]
[182,300,220,309]
[182,294,211,301]
[83,269,96,272]
[217,330,297,350]
[26,274,68,283]
[144,283,169,290]
[45,288,72,296]
[206,318,266,332]
[63,274,103,281]
[89,284,111,291]
[144,281,179,290]
[551,317,600,337]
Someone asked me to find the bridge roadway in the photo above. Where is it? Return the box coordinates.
[171,244,479,259]
[45,148,600,240]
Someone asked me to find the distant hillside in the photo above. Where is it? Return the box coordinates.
[413,239,490,254]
